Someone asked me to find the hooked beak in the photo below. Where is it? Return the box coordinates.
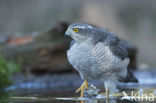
[65,30,70,36]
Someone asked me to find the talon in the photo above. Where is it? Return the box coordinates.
[76,79,88,97]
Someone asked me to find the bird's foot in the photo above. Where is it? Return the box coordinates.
[85,84,99,97]
[76,79,88,97]
[105,88,120,98]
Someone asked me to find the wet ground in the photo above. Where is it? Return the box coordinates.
[0,69,156,103]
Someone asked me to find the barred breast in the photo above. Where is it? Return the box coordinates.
[67,42,129,80]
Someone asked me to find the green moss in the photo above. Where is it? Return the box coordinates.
[0,54,21,88]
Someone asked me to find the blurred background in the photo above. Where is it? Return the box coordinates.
[0,0,155,68]
[0,0,156,103]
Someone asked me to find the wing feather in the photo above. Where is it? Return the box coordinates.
[109,40,128,60]
[97,31,128,60]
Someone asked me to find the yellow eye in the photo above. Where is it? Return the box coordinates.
[73,28,79,32]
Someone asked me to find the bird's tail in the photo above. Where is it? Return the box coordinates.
[119,58,138,83]
[119,69,138,83]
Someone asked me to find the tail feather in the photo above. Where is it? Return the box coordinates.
[119,69,138,83]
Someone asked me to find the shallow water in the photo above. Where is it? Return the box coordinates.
[1,87,156,103]
[0,70,156,103]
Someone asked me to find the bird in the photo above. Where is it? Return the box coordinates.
[65,23,130,98]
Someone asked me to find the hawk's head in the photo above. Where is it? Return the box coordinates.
[65,23,95,42]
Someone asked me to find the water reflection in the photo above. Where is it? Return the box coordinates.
[0,70,156,103]
[80,98,137,103]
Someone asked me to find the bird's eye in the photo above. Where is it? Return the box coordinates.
[73,28,79,32]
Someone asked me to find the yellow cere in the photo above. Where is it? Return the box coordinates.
[73,28,79,32]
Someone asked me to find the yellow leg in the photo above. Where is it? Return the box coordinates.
[76,79,88,97]
[106,87,109,98]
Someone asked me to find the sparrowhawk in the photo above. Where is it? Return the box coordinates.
[65,23,130,98]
